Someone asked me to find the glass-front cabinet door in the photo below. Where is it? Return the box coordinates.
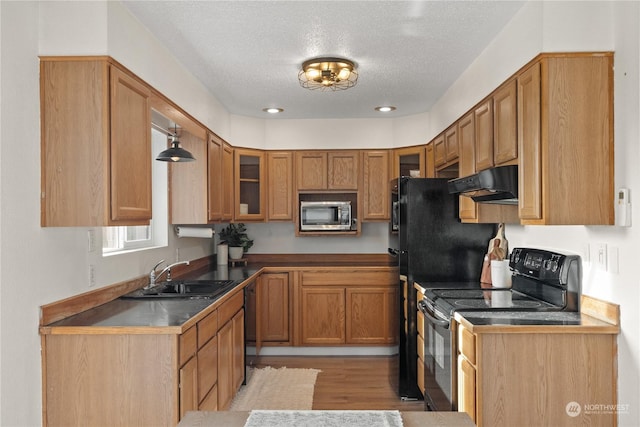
[234,148,266,221]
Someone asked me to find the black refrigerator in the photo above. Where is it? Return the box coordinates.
[388,177,496,400]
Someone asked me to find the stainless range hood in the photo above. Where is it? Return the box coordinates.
[447,165,518,204]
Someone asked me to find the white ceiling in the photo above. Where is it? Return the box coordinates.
[123,1,526,120]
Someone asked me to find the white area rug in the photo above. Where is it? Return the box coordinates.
[230,367,320,411]
[244,410,404,427]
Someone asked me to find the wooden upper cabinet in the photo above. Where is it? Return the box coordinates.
[207,133,224,222]
[444,125,459,162]
[493,79,518,166]
[474,99,494,171]
[234,148,266,221]
[151,90,209,225]
[434,125,459,170]
[41,57,152,226]
[328,151,359,190]
[296,151,327,190]
[434,133,446,167]
[110,67,153,222]
[457,112,477,221]
[208,133,234,223]
[267,151,294,221]
[296,151,359,191]
[362,150,390,221]
[221,143,234,221]
[393,146,425,178]
[425,143,435,178]
[518,54,614,225]
[517,62,543,222]
[170,130,208,224]
[459,106,519,225]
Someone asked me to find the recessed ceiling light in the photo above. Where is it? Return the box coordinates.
[263,107,284,114]
[375,106,396,113]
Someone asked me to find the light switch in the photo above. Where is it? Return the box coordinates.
[596,243,607,271]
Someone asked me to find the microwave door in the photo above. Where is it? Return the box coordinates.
[304,206,337,225]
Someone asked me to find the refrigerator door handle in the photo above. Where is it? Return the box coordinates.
[388,248,407,257]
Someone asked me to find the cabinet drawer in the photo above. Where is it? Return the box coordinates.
[218,290,244,327]
[417,334,424,361]
[179,326,197,366]
[198,309,218,348]
[417,310,425,339]
[301,270,396,286]
[458,325,476,364]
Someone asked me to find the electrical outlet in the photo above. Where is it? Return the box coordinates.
[88,264,96,287]
[596,243,608,271]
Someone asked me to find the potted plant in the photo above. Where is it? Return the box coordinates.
[219,223,254,259]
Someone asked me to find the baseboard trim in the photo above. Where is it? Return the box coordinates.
[247,346,399,357]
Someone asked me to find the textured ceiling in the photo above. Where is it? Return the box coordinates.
[123,1,526,119]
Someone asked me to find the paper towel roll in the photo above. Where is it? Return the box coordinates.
[176,227,214,238]
[217,244,228,265]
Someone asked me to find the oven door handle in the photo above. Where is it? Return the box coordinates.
[418,300,450,329]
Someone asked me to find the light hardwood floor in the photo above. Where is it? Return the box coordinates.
[249,356,425,411]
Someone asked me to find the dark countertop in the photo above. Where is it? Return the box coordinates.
[41,260,397,333]
[44,265,260,332]
[455,309,619,334]
[457,310,584,326]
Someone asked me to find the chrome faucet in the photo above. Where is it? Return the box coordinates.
[147,259,190,288]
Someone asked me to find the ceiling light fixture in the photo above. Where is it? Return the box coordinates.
[298,57,358,91]
[263,107,284,114]
[156,125,196,162]
[375,106,396,113]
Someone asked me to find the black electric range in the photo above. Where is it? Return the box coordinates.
[418,247,582,412]
[422,247,581,320]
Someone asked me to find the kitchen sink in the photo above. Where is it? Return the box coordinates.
[121,279,237,299]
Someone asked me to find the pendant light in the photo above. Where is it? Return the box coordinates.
[156,125,195,162]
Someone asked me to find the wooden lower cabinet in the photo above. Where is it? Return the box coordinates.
[246,273,291,353]
[301,286,346,345]
[258,272,290,344]
[217,290,245,410]
[42,290,246,426]
[298,268,398,346]
[456,322,617,426]
[179,355,199,419]
[43,334,177,426]
[346,287,397,344]
[217,309,244,409]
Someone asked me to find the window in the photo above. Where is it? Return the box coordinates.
[103,127,169,254]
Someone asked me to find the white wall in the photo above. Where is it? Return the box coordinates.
[1,2,219,425]
[1,1,638,425]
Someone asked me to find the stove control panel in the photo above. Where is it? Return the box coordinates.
[510,248,581,287]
